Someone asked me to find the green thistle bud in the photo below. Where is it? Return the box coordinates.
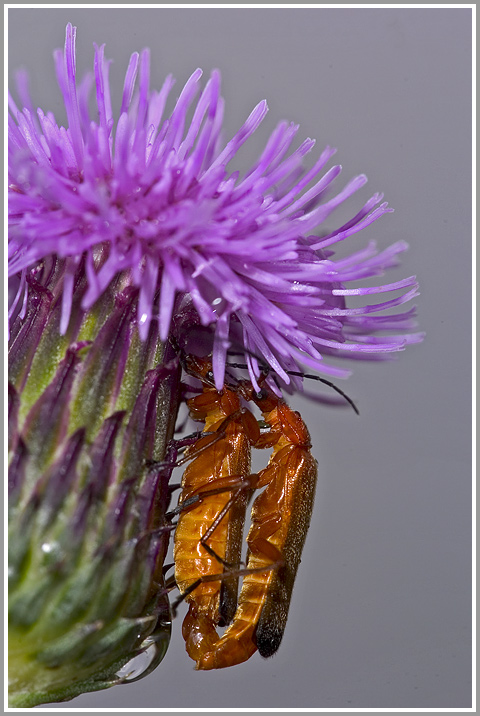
[8,258,180,707]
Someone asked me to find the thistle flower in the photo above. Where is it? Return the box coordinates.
[9,23,423,391]
[8,23,423,706]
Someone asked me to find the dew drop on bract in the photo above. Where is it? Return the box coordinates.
[115,623,171,683]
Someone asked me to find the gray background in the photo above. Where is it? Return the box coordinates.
[8,7,472,709]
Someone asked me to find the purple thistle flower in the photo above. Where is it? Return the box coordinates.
[9,23,423,393]
[8,23,424,706]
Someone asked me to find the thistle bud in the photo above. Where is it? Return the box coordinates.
[8,260,180,707]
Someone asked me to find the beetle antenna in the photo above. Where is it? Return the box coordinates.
[225,361,359,415]
[287,371,359,415]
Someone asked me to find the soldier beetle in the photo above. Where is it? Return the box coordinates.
[172,354,356,669]
[172,356,260,663]
[192,380,317,669]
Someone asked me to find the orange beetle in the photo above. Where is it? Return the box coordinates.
[192,380,318,669]
[173,357,260,663]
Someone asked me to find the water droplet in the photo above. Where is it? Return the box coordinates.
[115,627,171,682]
[139,312,148,325]
[212,297,222,306]
[40,541,62,564]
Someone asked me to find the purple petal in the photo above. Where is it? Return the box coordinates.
[8,24,423,393]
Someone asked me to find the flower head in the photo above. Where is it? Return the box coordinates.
[8,24,425,705]
[9,23,422,393]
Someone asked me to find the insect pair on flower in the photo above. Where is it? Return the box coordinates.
[8,24,424,703]
[168,351,343,670]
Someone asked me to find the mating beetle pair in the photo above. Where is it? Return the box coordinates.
[169,354,324,670]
